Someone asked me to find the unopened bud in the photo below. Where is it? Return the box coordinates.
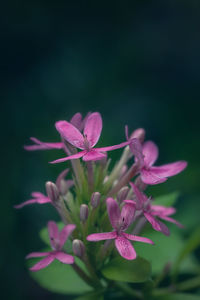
[59,179,69,195]
[91,192,101,208]
[45,181,59,203]
[134,176,147,191]
[72,239,85,258]
[117,186,129,203]
[130,128,145,144]
[80,204,89,222]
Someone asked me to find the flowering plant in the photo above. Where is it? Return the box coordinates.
[16,112,199,299]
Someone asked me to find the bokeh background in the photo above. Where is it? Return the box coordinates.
[1,1,200,299]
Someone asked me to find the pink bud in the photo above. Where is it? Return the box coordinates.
[80,204,89,222]
[91,192,101,208]
[45,181,59,203]
[117,186,129,203]
[72,239,85,258]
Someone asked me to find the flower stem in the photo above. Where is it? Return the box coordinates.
[114,282,143,299]
[72,262,97,288]
[108,163,138,197]
[86,161,94,192]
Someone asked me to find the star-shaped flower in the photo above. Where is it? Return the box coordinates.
[26,221,75,271]
[87,197,153,260]
[50,112,132,163]
[130,139,187,185]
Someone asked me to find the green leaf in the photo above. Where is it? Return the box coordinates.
[74,290,104,300]
[153,192,180,207]
[153,293,200,300]
[134,230,199,275]
[28,256,92,295]
[102,256,151,283]
[173,227,200,276]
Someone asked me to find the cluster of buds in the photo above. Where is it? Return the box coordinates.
[15,112,187,284]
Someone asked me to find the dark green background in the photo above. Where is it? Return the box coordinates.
[1,1,200,299]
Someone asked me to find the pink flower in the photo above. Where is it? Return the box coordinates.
[51,112,132,163]
[24,113,90,151]
[127,183,183,236]
[130,139,187,185]
[26,221,75,271]
[87,197,154,260]
[14,169,73,208]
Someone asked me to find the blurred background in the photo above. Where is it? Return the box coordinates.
[1,0,200,299]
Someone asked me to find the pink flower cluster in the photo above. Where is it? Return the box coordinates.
[16,112,187,270]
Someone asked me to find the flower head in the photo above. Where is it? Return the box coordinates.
[87,197,153,260]
[130,139,187,185]
[128,183,183,236]
[51,112,131,163]
[26,221,75,271]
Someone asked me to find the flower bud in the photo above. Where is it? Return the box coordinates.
[119,165,128,178]
[117,186,129,203]
[80,204,89,222]
[72,239,85,258]
[134,176,147,191]
[130,128,145,144]
[91,192,101,208]
[45,181,59,203]
[59,179,70,195]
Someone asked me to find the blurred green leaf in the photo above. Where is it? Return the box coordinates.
[153,192,180,207]
[153,293,200,300]
[135,230,198,275]
[74,290,104,300]
[102,256,151,283]
[28,256,92,295]
[173,227,200,276]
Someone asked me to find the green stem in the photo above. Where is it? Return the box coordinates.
[114,282,143,299]
[103,146,131,191]
[108,163,138,197]
[177,276,200,291]
[72,263,97,288]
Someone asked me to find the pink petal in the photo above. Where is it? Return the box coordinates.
[144,212,162,231]
[31,192,46,198]
[70,112,82,129]
[55,251,74,264]
[130,182,147,207]
[82,150,106,161]
[142,141,159,167]
[151,205,176,216]
[87,231,117,241]
[50,151,86,164]
[157,220,170,236]
[24,137,63,151]
[115,236,136,260]
[122,233,154,244]
[106,198,121,229]
[29,255,55,271]
[83,112,102,147]
[14,197,51,209]
[120,202,136,230]
[141,168,167,185]
[55,120,85,149]
[158,215,184,228]
[149,161,187,178]
[96,140,131,152]
[55,168,69,189]
[26,252,50,259]
[129,138,144,167]
[59,224,76,248]
[48,221,59,249]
